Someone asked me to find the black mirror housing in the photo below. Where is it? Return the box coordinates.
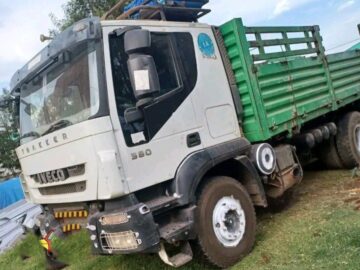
[127,55,160,101]
[124,29,160,105]
[124,29,151,54]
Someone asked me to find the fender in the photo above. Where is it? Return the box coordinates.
[172,138,261,205]
[235,156,268,207]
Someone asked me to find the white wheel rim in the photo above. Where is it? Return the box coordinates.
[212,196,246,247]
[356,125,360,153]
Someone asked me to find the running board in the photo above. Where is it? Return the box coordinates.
[159,221,194,243]
[144,196,178,213]
[158,241,193,268]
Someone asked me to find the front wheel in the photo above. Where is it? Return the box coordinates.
[195,176,256,268]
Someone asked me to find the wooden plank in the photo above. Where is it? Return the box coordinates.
[255,32,265,54]
[245,26,316,34]
[282,32,291,52]
[249,37,315,48]
[252,48,318,61]
[304,31,313,50]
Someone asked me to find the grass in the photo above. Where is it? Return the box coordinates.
[2,170,360,269]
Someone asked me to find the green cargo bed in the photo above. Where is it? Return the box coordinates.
[220,18,360,142]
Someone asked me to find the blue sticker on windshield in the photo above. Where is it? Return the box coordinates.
[198,33,216,59]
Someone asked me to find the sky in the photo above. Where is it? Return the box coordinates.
[1,0,360,91]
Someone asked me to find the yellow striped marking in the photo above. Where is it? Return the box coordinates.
[54,210,88,220]
[62,224,81,233]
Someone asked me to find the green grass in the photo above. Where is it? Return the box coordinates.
[2,170,360,270]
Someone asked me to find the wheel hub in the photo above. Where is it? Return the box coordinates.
[355,125,360,154]
[212,196,245,247]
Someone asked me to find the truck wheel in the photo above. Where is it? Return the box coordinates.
[336,111,360,168]
[195,176,256,268]
[318,137,344,169]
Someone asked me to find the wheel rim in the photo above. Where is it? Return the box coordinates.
[212,196,246,247]
[355,125,360,154]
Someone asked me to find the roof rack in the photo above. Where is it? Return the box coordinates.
[102,0,210,22]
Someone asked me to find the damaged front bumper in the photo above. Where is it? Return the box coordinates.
[87,203,160,255]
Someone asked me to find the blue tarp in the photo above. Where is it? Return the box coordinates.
[0,178,24,209]
[124,0,209,12]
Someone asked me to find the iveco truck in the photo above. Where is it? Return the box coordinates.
[10,3,360,268]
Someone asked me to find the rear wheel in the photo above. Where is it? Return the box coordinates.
[336,111,360,168]
[195,176,256,268]
[318,136,344,169]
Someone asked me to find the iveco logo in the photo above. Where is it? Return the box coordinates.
[34,169,68,184]
[20,133,68,156]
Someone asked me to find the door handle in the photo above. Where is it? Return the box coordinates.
[187,132,201,148]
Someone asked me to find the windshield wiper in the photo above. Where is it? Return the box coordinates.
[42,120,73,136]
[20,131,41,140]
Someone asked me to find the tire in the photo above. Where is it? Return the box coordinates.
[195,176,256,269]
[318,136,345,169]
[336,111,360,169]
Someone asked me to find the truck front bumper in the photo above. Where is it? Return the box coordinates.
[88,203,160,255]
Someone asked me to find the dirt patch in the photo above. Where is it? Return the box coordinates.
[344,178,360,190]
[343,178,360,210]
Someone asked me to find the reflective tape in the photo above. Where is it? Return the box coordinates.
[62,224,81,233]
[54,210,88,219]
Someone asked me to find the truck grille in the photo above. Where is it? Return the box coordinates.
[31,164,85,185]
[38,181,86,195]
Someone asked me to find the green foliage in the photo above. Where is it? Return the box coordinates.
[0,89,20,174]
[50,0,123,33]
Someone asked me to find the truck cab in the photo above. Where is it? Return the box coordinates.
[15,17,245,204]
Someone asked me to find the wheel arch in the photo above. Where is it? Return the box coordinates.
[172,139,267,207]
[198,157,268,207]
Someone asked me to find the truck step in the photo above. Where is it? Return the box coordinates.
[159,221,194,243]
[144,196,178,213]
[158,241,193,268]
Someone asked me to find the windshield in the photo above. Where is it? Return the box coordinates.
[20,48,100,144]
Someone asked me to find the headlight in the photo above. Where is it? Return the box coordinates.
[101,231,141,251]
[100,213,129,225]
[252,143,276,175]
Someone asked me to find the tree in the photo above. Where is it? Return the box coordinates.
[50,0,123,33]
[0,89,20,176]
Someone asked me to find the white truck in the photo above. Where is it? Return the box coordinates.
[9,4,360,268]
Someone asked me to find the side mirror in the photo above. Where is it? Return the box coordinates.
[124,29,160,107]
[124,29,151,54]
[127,55,160,106]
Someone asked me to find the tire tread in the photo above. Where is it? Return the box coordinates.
[196,176,256,269]
[336,112,360,168]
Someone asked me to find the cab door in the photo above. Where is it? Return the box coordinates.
[103,25,202,192]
